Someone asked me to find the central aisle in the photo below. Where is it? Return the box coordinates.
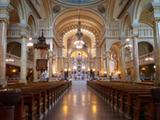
[45,81,124,120]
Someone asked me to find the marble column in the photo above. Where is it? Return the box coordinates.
[132,26,140,82]
[105,51,111,80]
[20,30,28,83]
[0,21,7,85]
[48,51,53,80]
[0,1,10,85]
[154,20,160,86]
[103,56,107,73]
[33,49,38,82]
[57,56,63,73]
[96,57,101,72]
[152,1,160,86]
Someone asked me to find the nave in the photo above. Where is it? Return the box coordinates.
[45,81,123,120]
[1,0,160,120]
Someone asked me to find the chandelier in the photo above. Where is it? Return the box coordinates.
[74,40,84,49]
[74,8,85,49]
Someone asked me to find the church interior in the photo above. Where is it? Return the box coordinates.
[0,0,160,120]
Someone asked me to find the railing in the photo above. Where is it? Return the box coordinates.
[38,28,53,38]
[126,52,154,68]
[138,28,153,38]
[139,52,154,65]
[6,53,34,68]
[106,29,120,38]
[7,29,21,38]
[6,53,21,66]
[7,27,32,38]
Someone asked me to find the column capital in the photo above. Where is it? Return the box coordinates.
[152,2,160,21]
[0,0,10,23]
[132,27,139,37]
[20,26,29,38]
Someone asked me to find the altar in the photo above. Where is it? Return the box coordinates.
[70,51,89,81]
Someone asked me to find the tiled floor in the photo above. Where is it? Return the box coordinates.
[45,81,124,120]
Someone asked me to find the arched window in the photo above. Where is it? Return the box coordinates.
[138,42,153,56]
[7,42,21,57]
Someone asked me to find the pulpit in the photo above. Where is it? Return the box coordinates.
[34,30,50,81]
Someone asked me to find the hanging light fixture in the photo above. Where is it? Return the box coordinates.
[74,5,85,49]
[34,30,50,49]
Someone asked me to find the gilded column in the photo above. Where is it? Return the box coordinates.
[0,0,10,85]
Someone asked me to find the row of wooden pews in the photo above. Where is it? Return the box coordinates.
[0,80,72,120]
[87,80,160,120]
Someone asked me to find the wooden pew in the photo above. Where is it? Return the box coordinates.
[87,80,155,120]
[0,80,71,120]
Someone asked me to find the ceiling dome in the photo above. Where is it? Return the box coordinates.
[56,0,101,6]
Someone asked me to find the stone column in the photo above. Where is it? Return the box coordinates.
[104,51,111,80]
[0,21,7,85]
[152,1,160,86]
[0,1,10,85]
[33,49,38,82]
[103,56,107,73]
[96,57,101,72]
[48,51,53,80]
[52,53,56,75]
[20,28,28,83]
[132,25,140,82]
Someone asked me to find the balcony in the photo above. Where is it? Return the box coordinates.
[7,26,31,39]
[7,29,21,38]
[126,52,155,68]
[6,53,34,68]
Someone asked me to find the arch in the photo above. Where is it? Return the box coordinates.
[120,14,132,34]
[139,2,154,28]
[54,8,105,28]
[7,42,21,57]
[109,41,121,74]
[53,8,106,43]
[9,0,21,24]
[10,0,26,24]
[132,0,153,27]
[27,15,37,34]
[63,28,96,58]
[138,41,154,56]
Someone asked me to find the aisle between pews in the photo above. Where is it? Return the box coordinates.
[44,81,124,120]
